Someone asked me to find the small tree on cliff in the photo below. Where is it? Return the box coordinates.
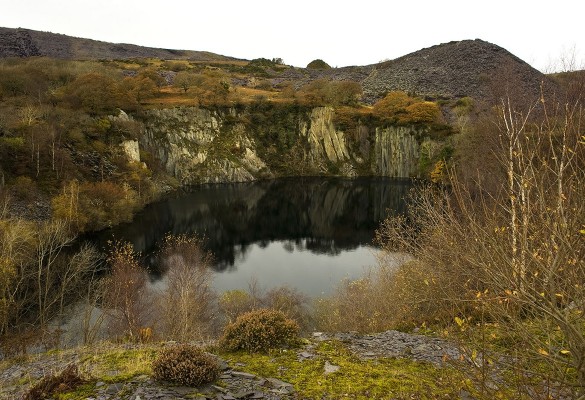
[173,71,196,93]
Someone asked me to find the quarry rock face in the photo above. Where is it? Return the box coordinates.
[374,126,426,178]
[301,107,350,165]
[141,106,437,183]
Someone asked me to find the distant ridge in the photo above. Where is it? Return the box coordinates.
[0,27,240,61]
[0,28,557,104]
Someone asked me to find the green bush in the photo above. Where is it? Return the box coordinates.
[152,344,220,386]
[306,59,331,70]
[220,309,300,353]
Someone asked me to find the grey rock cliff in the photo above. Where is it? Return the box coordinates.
[301,107,351,169]
[374,126,426,178]
[143,107,266,184]
[141,106,441,184]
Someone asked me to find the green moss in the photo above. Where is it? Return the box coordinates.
[40,346,159,399]
[55,383,96,400]
[79,347,157,383]
[220,340,463,399]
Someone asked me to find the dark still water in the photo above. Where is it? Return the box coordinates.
[92,177,412,296]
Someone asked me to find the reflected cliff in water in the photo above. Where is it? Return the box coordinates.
[93,177,412,273]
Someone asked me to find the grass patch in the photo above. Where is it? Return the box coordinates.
[40,344,159,399]
[220,340,464,399]
[142,86,295,108]
[55,383,96,400]
[79,346,157,383]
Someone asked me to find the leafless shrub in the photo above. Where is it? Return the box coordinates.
[23,363,86,400]
[218,289,255,324]
[376,92,585,398]
[218,281,310,333]
[313,261,418,333]
[154,234,216,341]
[102,241,153,341]
[261,286,310,331]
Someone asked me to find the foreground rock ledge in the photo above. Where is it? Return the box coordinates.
[0,330,462,400]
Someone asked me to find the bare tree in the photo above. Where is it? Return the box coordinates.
[18,104,40,127]
[102,241,152,341]
[376,92,585,398]
[0,216,34,334]
[34,220,75,327]
[155,234,216,341]
[1,215,101,348]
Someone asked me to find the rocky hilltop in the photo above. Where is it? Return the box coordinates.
[0,27,238,61]
[361,39,554,103]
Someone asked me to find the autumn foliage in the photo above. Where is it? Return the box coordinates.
[52,180,139,232]
[373,91,441,124]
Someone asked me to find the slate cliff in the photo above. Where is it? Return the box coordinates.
[140,106,442,184]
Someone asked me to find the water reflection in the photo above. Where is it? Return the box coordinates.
[92,177,411,294]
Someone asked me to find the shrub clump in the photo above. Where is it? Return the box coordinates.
[24,363,86,400]
[152,344,221,387]
[220,309,300,353]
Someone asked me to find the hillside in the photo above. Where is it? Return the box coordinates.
[242,39,557,104]
[0,27,557,105]
[0,32,563,226]
[0,27,239,61]
[361,39,556,102]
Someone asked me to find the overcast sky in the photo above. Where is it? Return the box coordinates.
[1,0,582,71]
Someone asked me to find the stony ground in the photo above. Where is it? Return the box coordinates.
[0,330,462,400]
